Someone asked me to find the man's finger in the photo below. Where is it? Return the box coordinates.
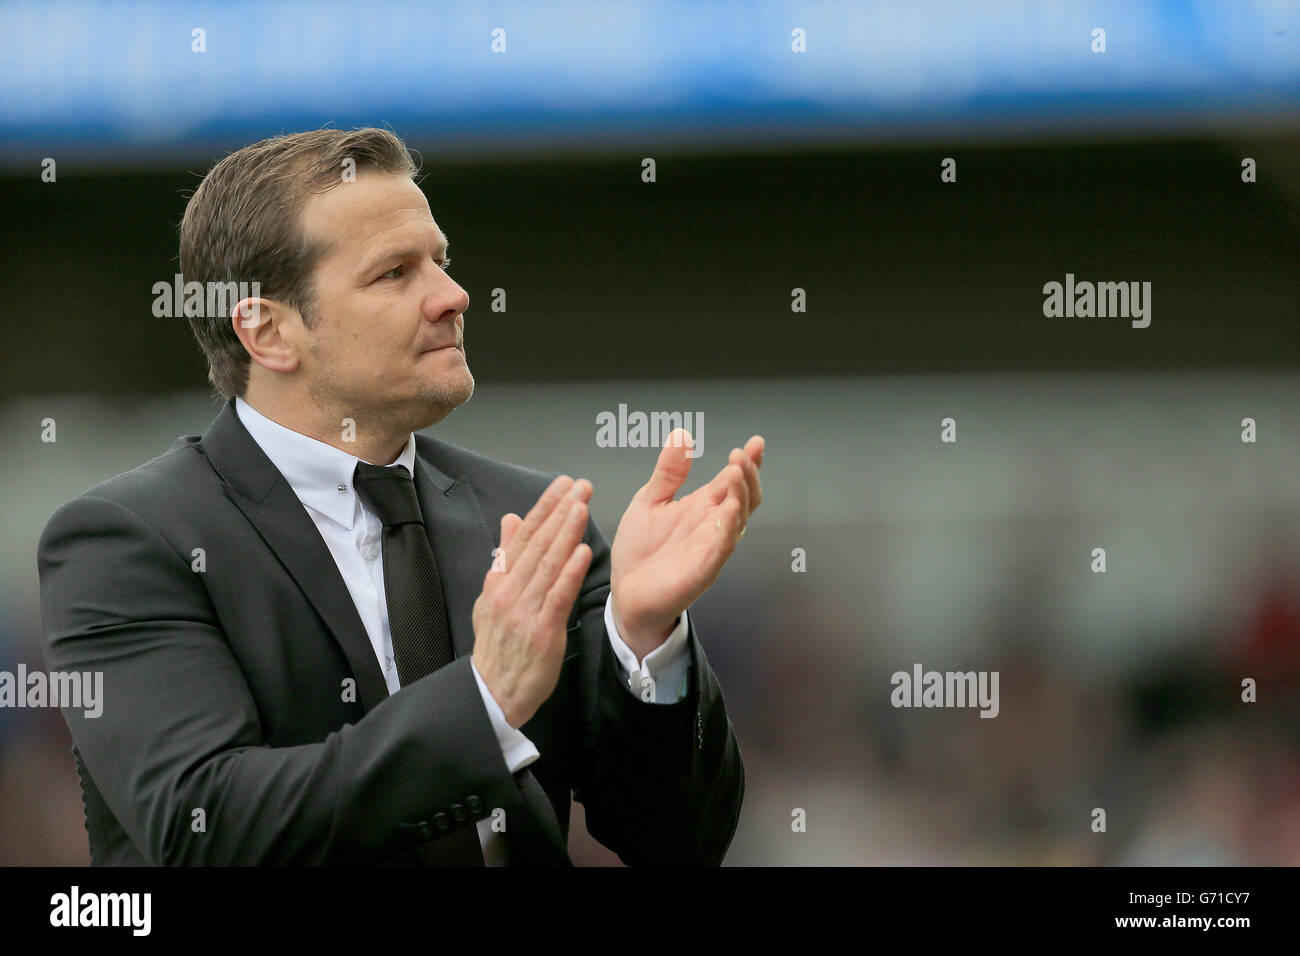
[500,513,523,549]
[718,495,746,549]
[484,512,525,588]
[744,434,765,468]
[506,475,575,566]
[707,460,744,505]
[510,479,591,593]
[521,496,589,609]
[732,447,762,514]
[725,450,751,518]
[639,428,695,504]
[540,542,593,632]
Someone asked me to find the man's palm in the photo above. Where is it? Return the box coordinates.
[610,430,763,650]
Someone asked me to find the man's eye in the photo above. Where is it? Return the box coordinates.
[376,257,450,282]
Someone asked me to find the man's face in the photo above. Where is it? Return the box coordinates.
[294,171,473,432]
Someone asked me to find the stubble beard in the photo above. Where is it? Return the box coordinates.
[307,349,476,438]
[412,353,475,428]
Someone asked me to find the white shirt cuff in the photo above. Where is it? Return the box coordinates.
[604,594,691,704]
[470,657,540,772]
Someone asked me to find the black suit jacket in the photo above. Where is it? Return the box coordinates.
[36,397,744,866]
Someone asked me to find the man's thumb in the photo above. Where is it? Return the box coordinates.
[640,428,695,502]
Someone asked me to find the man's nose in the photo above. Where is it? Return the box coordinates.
[423,271,469,323]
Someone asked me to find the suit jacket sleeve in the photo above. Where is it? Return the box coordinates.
[37,494,524,865]
[567,512,745,866]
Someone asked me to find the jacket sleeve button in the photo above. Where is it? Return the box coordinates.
[466,795,484,816]
[450,803,467,823]
[432,812,450,832]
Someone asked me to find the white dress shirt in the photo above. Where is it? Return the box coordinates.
[234,397,691,865]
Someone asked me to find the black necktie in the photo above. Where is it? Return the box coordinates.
[352,460,485,866]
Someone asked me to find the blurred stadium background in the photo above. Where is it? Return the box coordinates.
[1,0,1297,864]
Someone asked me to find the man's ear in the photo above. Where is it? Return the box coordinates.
[231,296,302,375]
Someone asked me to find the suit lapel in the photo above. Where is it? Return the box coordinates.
[411,445,494,662]
[196,399,390,713]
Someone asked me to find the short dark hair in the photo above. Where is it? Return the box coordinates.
[179,128,419,399]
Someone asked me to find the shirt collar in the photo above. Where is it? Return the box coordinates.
[235,396,418,531]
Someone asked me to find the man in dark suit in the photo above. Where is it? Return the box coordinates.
[36,128,762,866]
